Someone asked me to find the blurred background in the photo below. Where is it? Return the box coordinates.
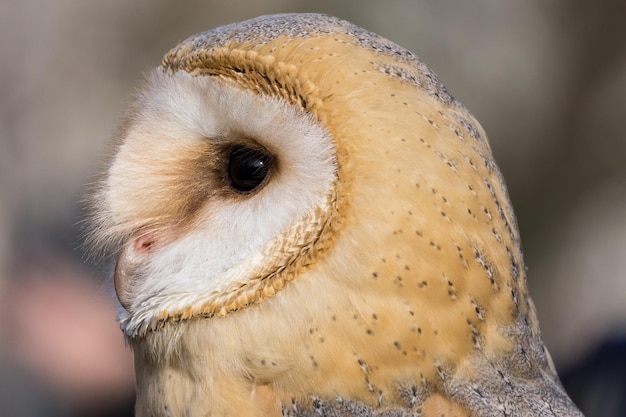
[1,0,624,416]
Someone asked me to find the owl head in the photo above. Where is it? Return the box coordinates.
[88,13,582,417]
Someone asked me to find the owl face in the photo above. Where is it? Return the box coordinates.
[89,13,582,417]
[97,69,337,336]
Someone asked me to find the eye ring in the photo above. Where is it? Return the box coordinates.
[226,144,274,194]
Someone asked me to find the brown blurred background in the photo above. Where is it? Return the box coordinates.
[1,1,625,416]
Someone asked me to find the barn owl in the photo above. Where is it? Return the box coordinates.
[89,13,584,417]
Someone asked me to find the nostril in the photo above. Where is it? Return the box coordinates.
[134,233,158,254]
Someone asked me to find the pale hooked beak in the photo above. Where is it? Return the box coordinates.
[114,232,159,310]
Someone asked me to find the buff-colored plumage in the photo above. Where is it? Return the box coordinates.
[89,13,583,417]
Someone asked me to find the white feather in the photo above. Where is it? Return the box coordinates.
[111,70,337,336]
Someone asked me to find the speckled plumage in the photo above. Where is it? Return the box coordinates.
[89,13,583,417]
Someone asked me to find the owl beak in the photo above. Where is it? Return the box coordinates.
[114,232,158,310]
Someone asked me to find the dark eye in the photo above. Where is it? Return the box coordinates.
[226,144,273,194]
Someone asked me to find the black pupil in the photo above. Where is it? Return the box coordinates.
[227,145,272,193]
